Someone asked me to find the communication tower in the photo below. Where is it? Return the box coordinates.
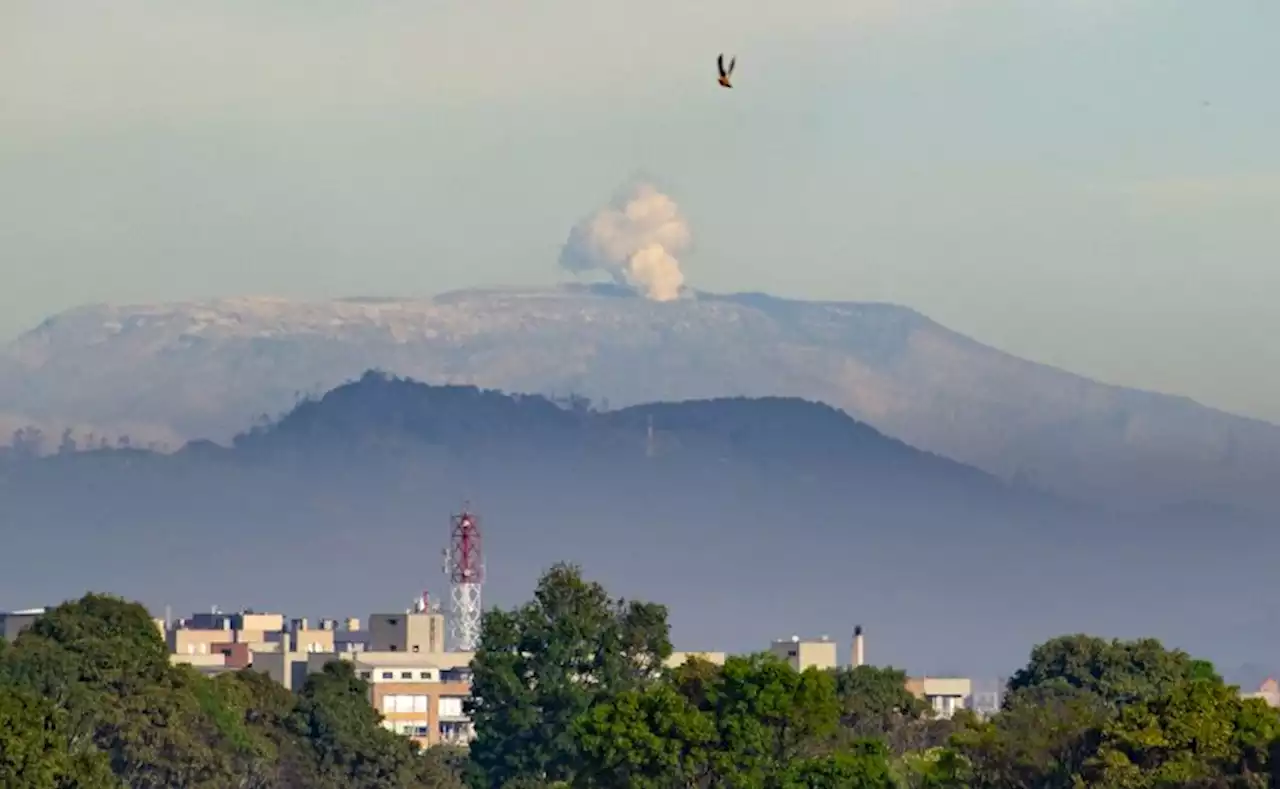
[442,508,484,651]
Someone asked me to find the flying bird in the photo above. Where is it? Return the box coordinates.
[717,54,736,89]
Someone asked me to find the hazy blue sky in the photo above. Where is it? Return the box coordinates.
[2,0,1278,422]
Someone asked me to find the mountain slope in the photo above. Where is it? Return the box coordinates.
[2,285,1276,511]
[4,373,1273,676]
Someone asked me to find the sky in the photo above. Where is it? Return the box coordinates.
[2,0,1278,423]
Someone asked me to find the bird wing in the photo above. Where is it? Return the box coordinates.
[727,56,736,76]
[717,53,726,78]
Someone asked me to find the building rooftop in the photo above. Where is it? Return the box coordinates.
[347,651,473,670]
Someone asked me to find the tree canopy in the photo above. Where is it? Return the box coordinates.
[0,593,457,788]
[5,573,1280,789]
[463,566,1280,789]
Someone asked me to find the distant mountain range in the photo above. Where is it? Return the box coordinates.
[2,284,1277,513]
[2,372,1274,676]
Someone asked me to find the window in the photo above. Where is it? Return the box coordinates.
[401,671,413,679]
[412,695,429,713]
[394,720,428,737]
[438,696,464,718]
[419,671,432,679]
[381,671,393,679]
[394,695,416,713]
[382,695,397,713]
[359,671,372,680]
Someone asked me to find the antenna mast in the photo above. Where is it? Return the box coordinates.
[444,507,484,651]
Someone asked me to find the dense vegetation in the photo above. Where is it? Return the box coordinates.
[0,594,466,789]
[3,571,1278,788]
[463,565,1280,788]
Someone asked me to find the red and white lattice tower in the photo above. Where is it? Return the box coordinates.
[443,508,484,651]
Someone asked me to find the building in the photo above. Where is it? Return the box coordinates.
[1242,678,1280,707]
[339,652,475,747]
[256,650,475,747]
[0,608,45,640]
[367,608,447,654]
[966,678,1003,718]
[770,635,838,672]
[171,652,241,677]
[906,676,973,719]
[666,651,727,668]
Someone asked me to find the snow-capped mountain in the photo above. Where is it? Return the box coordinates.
[2,284,1276,511]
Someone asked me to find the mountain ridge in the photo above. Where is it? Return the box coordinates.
[2,285,1276,513]
[1,370,1274,675]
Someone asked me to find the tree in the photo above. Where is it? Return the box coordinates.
[467,563,672,789]
[948,637,1280,789]
[667,655,722,710]
[21,593,171,695]
[198,668,316,789]
[1006,635,1212,710]
[700,654,842,787]
[10,426,44,458]
[8,595,239,788]
[830,665,939,753]
[946,683,1110,789]
[780,741,896,789]
[1082,680,1279,788]
[0,593,469,789]
[58,428,78,455]
[419,746,470,789]
[0,683,117,788]
[289,660,427,789]
[572,683,716,788]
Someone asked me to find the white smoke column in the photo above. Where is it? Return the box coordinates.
[558,182,691,301]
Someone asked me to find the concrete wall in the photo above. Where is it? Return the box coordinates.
[769,639,838,672]
[368,612,446,654]
[666,651,727,668]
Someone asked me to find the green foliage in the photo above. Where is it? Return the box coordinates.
[830,665,947,754]
[466,562,672,788]
[289,660,439,789]
[8,574,1280,789]
[780,741,897,789]
[1082,680,1276,788]
[1007,635,1215,710]
[833,665,930,731]
[946,683,1110,789]
[570,651,890,789]
[941,637,1280,789]
[702,654,843,785]
[0,593,460,789]
[572,683,716,788]
[466,564,1280,789]
[0,684,117,788]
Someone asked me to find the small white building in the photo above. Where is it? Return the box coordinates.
[907,676,972,719]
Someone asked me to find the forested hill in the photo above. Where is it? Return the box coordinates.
[220,371,1006,492]
[2,372,1275,676]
